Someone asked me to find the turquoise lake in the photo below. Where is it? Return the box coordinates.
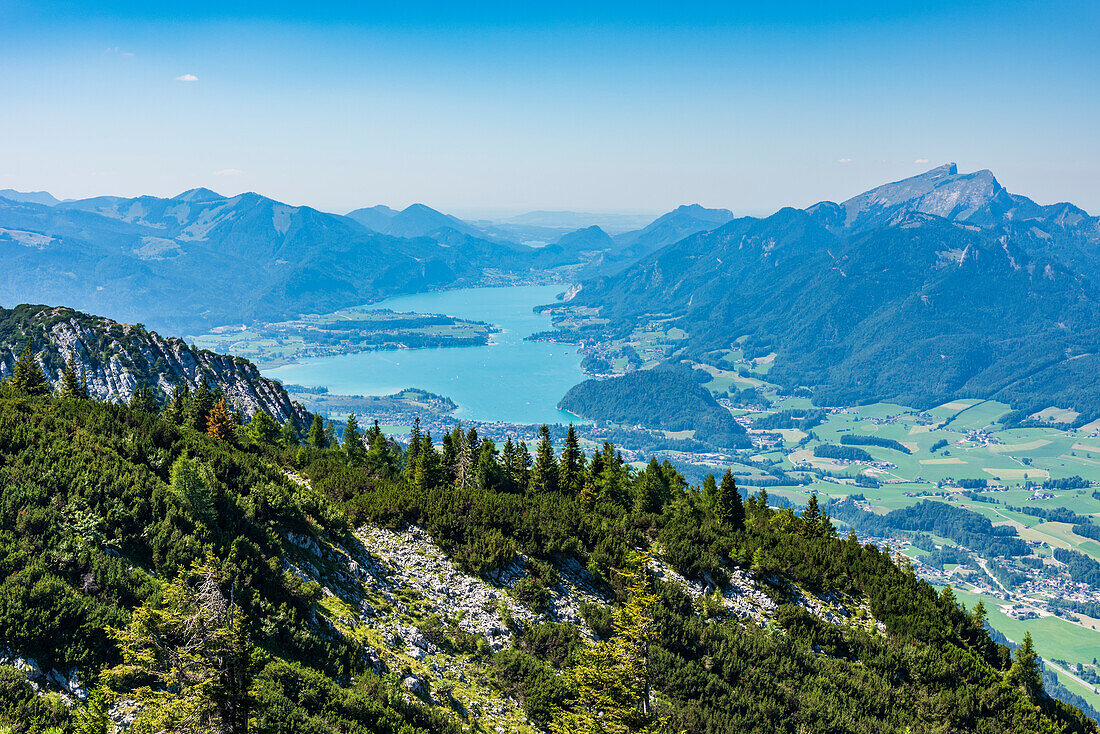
[264,285,589,425]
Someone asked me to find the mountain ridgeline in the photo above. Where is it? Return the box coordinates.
[563,164,1100,420]
[0,303,308,426]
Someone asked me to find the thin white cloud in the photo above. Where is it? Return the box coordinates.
[175,74,198,82]
[213,169,243,177]
[914,158,930,164]
[837,157,853,164]
[105,46,135,57]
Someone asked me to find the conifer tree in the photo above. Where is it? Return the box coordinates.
[343,413,366,466]
[188,380,213,433]
[60,356,81,398]
[206,398,235,441]
[455,425,474,489]
[78,366,90,400]
[716,469,744,530]
[324,419,338,449]
[307,413,326,449]
[702,473,718,506]
[404,417,423,481]
[247,409,280,446]
[9,342,49,396]
[365,431,397,478]
[802,492,822,536]
[551,554,663,734]
[165,383,190,425]
[129,386,160,414]
[559,424,583,495]
[1007,631,1044,702]
[529,425,558,494]
[634,458,666,514]
[280,419,299,448]
[414,431,441,489]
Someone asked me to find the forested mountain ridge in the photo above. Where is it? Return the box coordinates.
[0,303,308,426]
[564,165,1100,419]
[0,366,1095,733]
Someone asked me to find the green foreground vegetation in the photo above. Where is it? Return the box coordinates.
[0,344,1097,733]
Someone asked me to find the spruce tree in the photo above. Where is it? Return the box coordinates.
[247,410,280,446]
[702,473,718,506]
[324,419,338,449]
[344,413,366,466]
[206,398,236,441]
[404,417,423,481]
[188,380,213,433]
[1007,631,1043,702]
[129,386,160,414]
[414,431,441,489]
[716,469,744,530]
[634,458,666,514]
[60,356,81,398]
[280,419,300,448]
[165,383,190,425]
[529,425,558,494]
[559,424,582,495]
[77,367,90,399]
[307,413,326,449]
[802,492,821,535]
[9,342,49,396]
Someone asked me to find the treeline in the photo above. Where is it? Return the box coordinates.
[753,408,826,430]
[1053,548,1100,587]
[827,499,1030,557]
[841,434,911,453]
[813,444,874,462]
[1043,476,1092,490]
[1006,504,1092,525]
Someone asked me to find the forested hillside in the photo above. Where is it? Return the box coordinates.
[563,165,1100,419]
[0,353,1094,733]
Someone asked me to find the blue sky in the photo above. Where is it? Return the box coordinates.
[1,1,1097,216]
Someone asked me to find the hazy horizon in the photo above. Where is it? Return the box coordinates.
[3,1,1098,214]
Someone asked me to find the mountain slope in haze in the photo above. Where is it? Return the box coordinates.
[566,166,1100,419]
[345,202,490,240]
[0,190,535,333]
[601,204,736,272]
[0,189,60,206]
[0,303,309,426]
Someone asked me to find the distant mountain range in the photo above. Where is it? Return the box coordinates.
[0,189,544,333]
[0,187,740,332]
[564,164,1100,420]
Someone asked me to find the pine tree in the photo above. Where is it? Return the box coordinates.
[60,356,81,399]
[280,419,299,448]
[324,419,338,449]
[455,425,474,489]
[414,431,441,489]
[802,492,821,535]
[702,473,718,506]
[307,413,326,449]
[165,383,190,425]
[247,409,280,446]
[78,367,90,399]
[206,398,235,441]
[529,425,558,495]
[404,417,423,481]
[716,470,744,530]
[559,424,583,495]
[1006,631,1044,702]
[9,342,49,396]
[634,459,666,514]
[129,386,160,414]
[187,380,213,433]
[550,554,664,734]
[365,431,397,478]
[344,413,366,465]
